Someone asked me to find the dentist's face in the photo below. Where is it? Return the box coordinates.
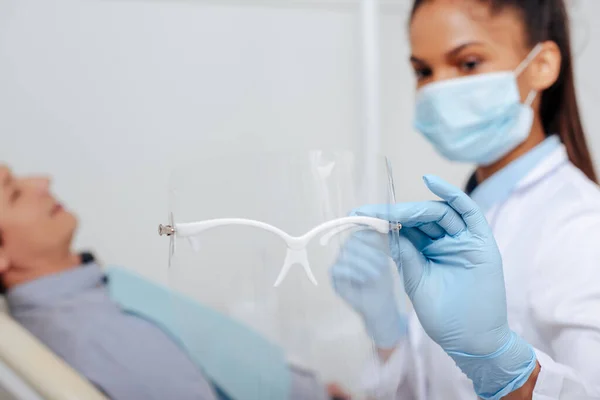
[409,0,530,89]
[0,165,77,274]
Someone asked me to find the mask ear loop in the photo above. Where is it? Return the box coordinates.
[514,43,544,107]
[524,90,538,106]
[514,43,544,77]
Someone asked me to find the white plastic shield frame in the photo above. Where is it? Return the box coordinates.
[161,150,404,400]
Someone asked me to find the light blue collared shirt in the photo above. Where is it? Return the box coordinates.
[6,264,328,400]
[470,135,562,214]
[7,265,221,400]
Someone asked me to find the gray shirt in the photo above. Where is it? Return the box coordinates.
[6,264,328,400]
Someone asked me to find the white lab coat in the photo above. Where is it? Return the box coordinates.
[362,144,600,399]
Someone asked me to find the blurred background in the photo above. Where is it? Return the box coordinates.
[1,0,599,283]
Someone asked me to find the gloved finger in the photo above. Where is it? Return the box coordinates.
[420,200,467,236]
[337,232,389,269]
[416,222,446,239]
[389,227,429,265]
[422,175,489,237]
[329,263,369,284]
[338,242,388,280]
[337,231,384,259]
[354,202,446,226]
[333,254,382,281]
[401,227,434,252]
[354,201,466,236]
[346,229,388,249]
[396,233,427,298]
[343,231,387,257]
[344,229,390,256]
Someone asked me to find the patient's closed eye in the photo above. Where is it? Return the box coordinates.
[10,188,21,203]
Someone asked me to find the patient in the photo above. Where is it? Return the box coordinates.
[0,165,344,400]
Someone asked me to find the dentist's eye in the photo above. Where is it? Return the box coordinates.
[459,56,482,73]
[414,66,432,81]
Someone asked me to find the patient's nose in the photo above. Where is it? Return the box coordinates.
[21,176,51,195]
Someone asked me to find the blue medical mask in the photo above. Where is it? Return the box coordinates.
[414,44,543,165]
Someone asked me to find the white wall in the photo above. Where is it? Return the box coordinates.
[0,0,366,282]
[1,0,600,284]
[569,0,600,157]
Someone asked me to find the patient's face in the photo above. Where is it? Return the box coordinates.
[0,165,77,272]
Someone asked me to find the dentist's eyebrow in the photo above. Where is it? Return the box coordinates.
[410,41,484,63]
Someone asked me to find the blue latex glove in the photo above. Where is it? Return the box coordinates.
[330,230,407,348]
[355,175,537,400]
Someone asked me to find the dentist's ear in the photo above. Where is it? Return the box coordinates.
[528,41,562,92]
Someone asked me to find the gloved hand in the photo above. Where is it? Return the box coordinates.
[355,175,537,400]
[329,229,407,349]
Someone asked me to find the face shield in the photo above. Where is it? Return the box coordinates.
[160,150,404,400]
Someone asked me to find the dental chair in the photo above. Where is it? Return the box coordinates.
[0,298,107,400]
